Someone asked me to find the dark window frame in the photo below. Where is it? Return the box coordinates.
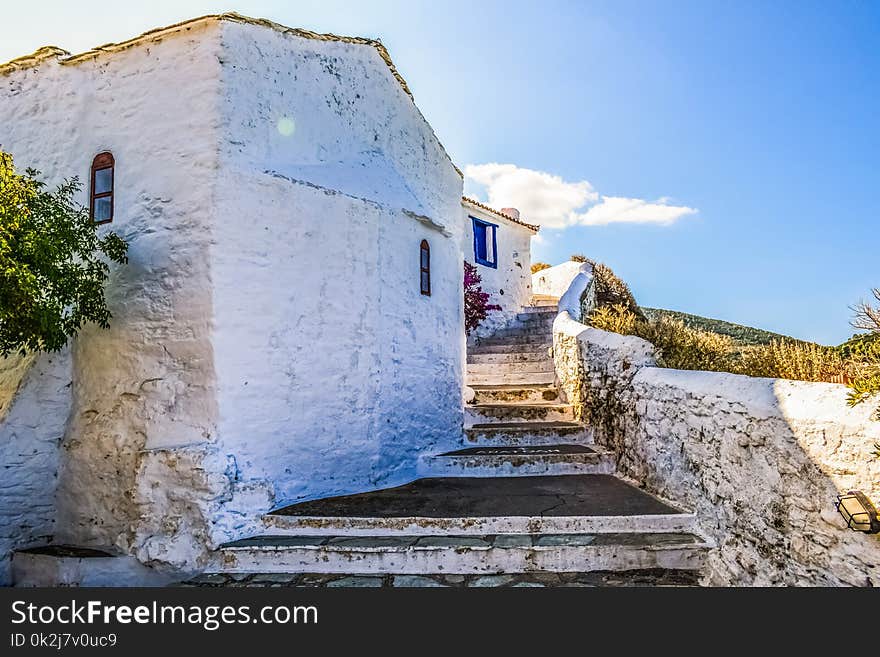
[420,239,431,296]
[90,152,115,225]
[471,216,498,268]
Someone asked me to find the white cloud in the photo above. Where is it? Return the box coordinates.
[464,163,696,229]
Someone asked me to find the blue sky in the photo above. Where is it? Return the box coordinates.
[2,1,877,344]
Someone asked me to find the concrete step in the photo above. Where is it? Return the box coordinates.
[420,444,615,477]
[527,296,559,307]
[467,361,555,375]
[468,342,552,355]
[215,532,709,576]
[468,351,551,364]
[467,372,556,386]
[516,310,557,322]
[262,475,699,537]
[465,422,590,446]
[473,334,552,347]
[506,315,556,327]
[465,402,575,424]
[487,326,552,340]
[185,569,703,587]
[520,304,558,314]
[470,384,559,404]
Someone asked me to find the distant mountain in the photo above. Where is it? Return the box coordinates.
[641,307,798,346]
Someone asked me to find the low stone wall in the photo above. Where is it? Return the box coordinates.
[554,312,880,586]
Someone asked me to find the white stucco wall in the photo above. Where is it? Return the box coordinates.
[208,21,464,514]
[0,352,71,585]
[0,16,467,578]
[553,311,880,586]
[532,261,590,299]
[0,21,225,574]
[463,202,534,337]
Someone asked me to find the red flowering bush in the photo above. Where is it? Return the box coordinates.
[464,261,501,335]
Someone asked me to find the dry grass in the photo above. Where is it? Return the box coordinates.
[589,304,864,383]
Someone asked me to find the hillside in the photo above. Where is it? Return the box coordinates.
[641,307,797,346]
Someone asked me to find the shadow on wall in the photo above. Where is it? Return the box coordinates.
[553,312,880,587]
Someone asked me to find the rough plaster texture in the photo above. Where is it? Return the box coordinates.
[553,311,880,586]
[0,17,465,580]
[211,21,464,512]
[463,202,534,338]
[0,352,71,585]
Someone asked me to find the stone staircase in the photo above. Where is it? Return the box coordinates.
[199,295,710,587]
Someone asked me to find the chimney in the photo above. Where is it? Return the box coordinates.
[501,207,520,221]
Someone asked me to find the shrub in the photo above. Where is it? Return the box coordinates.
[591,262,644,320]
[847,289,880,418]
[0,151,128,356]
[588,304,637,335]
[733,340,851,382]
[531,262,552,274]
[464,261,501,335]
[588,304,735,372]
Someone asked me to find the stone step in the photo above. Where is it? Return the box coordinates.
[465,422,590,446]
[470,384,559,404]
[527,296,559,307]
[520,304,558,314]
[465,402,575,424]
[467,351,551,364]
[185,569,703,587]
[467,372,556,386]
[473,334,553,347]
[262,475,698,537]
[215,532,709,576]
[467,361,555,375]
[419,444,615,477]
[487,326,552,340]
[516,310,557,322]
[507,315,556,327]
[468,342,552,355]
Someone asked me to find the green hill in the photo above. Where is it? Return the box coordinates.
[640,307,797,346]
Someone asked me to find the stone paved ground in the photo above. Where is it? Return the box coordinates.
[181,569,700,587]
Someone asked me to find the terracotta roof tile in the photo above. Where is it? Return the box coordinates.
[462,197,540,232]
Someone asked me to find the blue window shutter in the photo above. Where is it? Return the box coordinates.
[470,216,498,268]
[475,223,487,261]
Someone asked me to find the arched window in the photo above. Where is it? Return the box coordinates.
[90,152,115,224]
[420,240,431,296]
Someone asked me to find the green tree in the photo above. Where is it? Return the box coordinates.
[0,151,128,356]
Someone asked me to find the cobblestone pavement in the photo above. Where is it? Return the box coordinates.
[181,569,700,587]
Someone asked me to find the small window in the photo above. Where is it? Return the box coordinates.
[420,239,431,296]
[471,216,497,268]
[90,152,115,224]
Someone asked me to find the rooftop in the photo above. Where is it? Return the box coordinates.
[462,196,540,232]
[0,12,461,178]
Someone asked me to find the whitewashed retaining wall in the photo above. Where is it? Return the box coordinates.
[554,311,880,586]
[463,202,534,338]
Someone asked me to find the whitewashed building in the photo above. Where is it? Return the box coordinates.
[0,13,541,584]
[462,198,538,337]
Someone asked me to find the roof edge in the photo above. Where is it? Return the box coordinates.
[462,197,540,232]
[0,12,463,178]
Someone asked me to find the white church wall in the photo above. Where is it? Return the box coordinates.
[208,21,465,513]
[0,21,226,570]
